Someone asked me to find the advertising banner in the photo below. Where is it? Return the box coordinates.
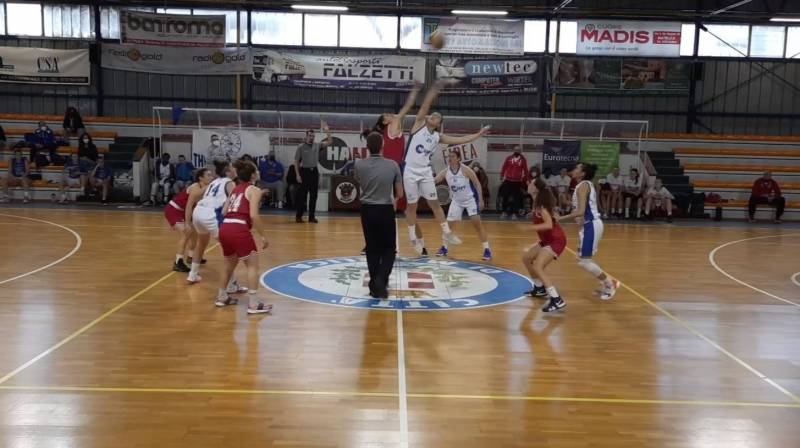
[120,10,227,47]
[252,49,425,91]
[422,17,524,55]
[191,129,270,167]
[580,141,620,180]
[555,58,690,91]
[0,47,89,85]
[437,139,488,174]
[101,43,250,75]
[435,58,539,94]
[542,139,581,174]
[577,20,682,57]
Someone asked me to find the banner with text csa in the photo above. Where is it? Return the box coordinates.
[576,20,682,57]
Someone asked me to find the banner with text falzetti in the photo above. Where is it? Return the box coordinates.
[251,49,425,91]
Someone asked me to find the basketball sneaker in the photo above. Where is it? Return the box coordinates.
[226,280,248,294]
[421,247,428,257]
[527,285,547,297]
[435,246,448,257]
[173,259,191,273]
[412,239,424,255]
[482,248,492,261]
[600,279,621,300]
[542,296,566,312]
[187,273,202,284]
[442,232,462,246]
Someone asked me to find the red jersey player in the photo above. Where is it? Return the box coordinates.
[216,160,272,314]
[522,177,568,313]
[164,182,197,273]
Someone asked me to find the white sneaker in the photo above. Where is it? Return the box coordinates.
[277,201,283,209]
[442,232,462,246]
[187,273,202,284]
[226,280,248,294]
[411,239,425,255]
[600,279,621,300]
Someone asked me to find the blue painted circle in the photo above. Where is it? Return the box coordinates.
[261,256,532,311]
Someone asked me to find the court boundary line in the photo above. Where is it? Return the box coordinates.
[0,213,82,286]
[565,246,800,405]
[396,311,409,448]
[708,233,800,308]
[792,272,800,288]
[0,384,797,409]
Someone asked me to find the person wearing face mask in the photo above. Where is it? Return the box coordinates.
[499,147,529,219]
[78,133,98,163]
[33,121,56,148]
[258,152,286,209]
[149,153,176,205]
[62,107,86,138]
[207,134,227,162]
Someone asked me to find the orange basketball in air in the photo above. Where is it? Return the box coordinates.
[430,30,445,49]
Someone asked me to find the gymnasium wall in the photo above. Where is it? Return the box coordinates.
[1,38,799,136]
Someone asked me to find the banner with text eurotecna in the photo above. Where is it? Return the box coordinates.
[251,49,425,91]
[120,10,227,47]
[576,20,682,57]
[542,139,581,174]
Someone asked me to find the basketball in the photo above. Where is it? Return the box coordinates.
[430,30,445,49]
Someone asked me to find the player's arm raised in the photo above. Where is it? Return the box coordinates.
[247,185,268,249]
[390,83,421,137]
[413,81,445,132]
[464,165,484,210]
[440,125,491,146]
[321,120,333,147]
[557,183,588,225]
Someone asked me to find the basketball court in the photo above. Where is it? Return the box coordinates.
[0,206,797,447]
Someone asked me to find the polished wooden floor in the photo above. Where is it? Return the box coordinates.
[0,207,798,448]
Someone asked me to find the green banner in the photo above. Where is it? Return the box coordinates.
[580,141,620,180]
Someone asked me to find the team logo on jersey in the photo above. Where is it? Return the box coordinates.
[335,181,357,204]
[262,256,532,311]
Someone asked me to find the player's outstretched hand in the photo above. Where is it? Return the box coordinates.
[479,125,492,136]
[321,120,330,133]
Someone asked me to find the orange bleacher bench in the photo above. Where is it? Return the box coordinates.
[0,162,64,171]
[708,199,800,209]
[683,163,800,173]
[2,146,109,155]
[652,133,800,143]
[694,180,800,191]
[3,128,118,139]
[0,113,150,126]
[675,148,800,158]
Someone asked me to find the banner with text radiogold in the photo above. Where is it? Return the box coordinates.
[101,43,250,75]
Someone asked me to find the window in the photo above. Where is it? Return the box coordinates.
[339,15,398,48]
[6,2,43,36]
[524,20,547,53]
[787,27,800,58]
[304,14,337,46]
[681,24,695,56]
[252,12,302,45]
[400,16,421,49]
[100,7,119,39]
[549,20,577,53]
[698,24,749,57]
[0,3,6,35]
[155,8,191,15]
[193,9,248,45]
[750,26,785,58]
[44,4,94,39]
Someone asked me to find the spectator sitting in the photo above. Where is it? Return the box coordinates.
[89,154,113,205]
[603,166,624,219]
[172,154,195,194]
[499,147,529,219]
[554,167,572,214]
[62,107,86,138]
[33,121,57,148]
[258,152,286,209]
[78,133,98,162]
[0,125,6,150]
[470,161,490,209]
[623,168,643,219]
[149,153,175,205]
[643,178,674,223]
[748,171,785,224]
[59,152,90,204]
[1,147,32,203]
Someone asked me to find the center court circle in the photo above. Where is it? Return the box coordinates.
[261,256,533,311]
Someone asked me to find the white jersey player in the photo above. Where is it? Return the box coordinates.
[557,162,619,300]
[403,81,491,256]
[434,151,492,260]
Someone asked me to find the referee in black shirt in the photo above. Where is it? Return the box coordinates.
[355,132,404,299]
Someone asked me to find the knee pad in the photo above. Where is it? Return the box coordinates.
[577,258,604,277]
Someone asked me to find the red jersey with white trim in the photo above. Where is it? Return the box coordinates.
[170,188,189,210]
[382,127,405,165]
[533,209,566,246]
[224,183,253,228]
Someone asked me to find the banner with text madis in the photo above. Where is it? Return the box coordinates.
[579,141,620,180]
[191,129,270,167]
[542,140,581,173]
[120,10,227,47]
[577,20,682,57]
[422,17,524,55]
[252,49,425,91]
